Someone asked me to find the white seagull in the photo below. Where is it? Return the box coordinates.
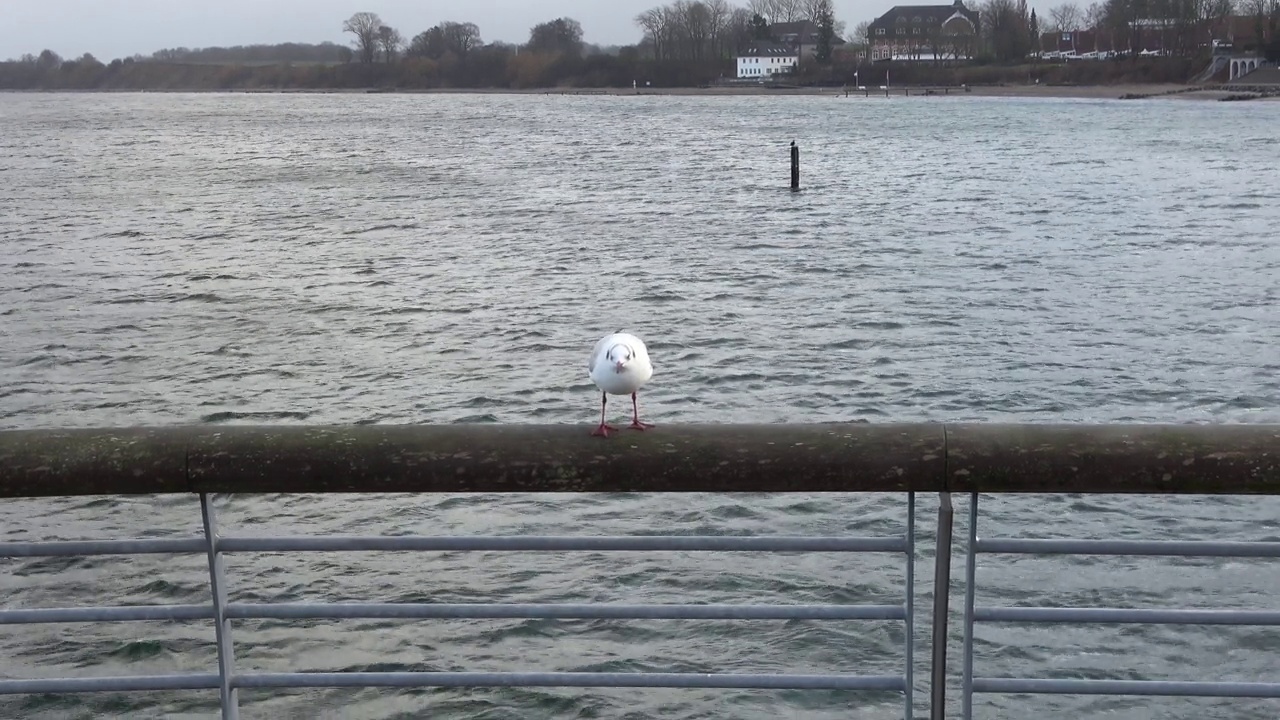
[587,331,655,437]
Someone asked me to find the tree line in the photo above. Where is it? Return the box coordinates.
[632,0,840,63]
[0,5,841,90]
[2,0,1276,91]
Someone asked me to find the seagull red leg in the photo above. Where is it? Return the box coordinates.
[591,391,620,437]
[629,391,655,430]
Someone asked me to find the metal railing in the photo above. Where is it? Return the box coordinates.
[0,493,918,719]
[2,423,1280,719]
[961,491,1280,717]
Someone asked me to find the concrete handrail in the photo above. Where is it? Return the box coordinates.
[0,424,1277,497]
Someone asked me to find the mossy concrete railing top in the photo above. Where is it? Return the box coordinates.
[0,424,1278,498]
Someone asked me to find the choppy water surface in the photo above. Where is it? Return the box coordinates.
[1,92,1279,719]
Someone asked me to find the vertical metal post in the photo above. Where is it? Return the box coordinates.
[930,493,954,720]
[201,493,240,720]
[905,492,915,720]
[962,493,978,720]
[790,142,800,191]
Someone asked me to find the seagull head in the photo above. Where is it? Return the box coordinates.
[607,344,633,373]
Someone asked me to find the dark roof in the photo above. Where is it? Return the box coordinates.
[738,43,799,57]
[869,1,979,34]
[769,20,846,45]
[771,20,820,38]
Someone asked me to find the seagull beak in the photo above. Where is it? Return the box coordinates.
[615,361,626,372]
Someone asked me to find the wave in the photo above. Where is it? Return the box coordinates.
[200,410,312,423]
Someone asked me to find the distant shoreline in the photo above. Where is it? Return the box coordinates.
[4,83,1273,101]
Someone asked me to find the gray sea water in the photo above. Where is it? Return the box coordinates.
[1,92,1279,719]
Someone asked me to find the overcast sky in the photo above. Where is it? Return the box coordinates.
[1,0,901,61]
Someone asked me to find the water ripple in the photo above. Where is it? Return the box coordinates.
[0,93,1279,719]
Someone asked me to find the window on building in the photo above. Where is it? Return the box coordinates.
[876,28,886,35]
[914,28,921,34]
[897,28,906,34]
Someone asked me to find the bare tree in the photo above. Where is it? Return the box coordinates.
[1239,0,1280,55]
[749,0,805,24]
[679,1,713,60]
[705,0,733,57]
[725,7,756,52]
[781,0,807,23]
[1206,0,1237,18]
[748,0,781,23]
[1199,0,1236,23]
[635,7,669,59]
[983,0,1033,59]
[527,17,585,56]
[408,23,479,59]
[1076,2,1102,49]
[658,5,684,58]
[638,1,741,61]
[1048,2,1085,31]
[343,12,383,64]
[378,25,404,63]
[409,27,444,58]
[441,22,482,56]
[36,49,62,69]
[1084,1,1106,26]
[1101,0,1141,54]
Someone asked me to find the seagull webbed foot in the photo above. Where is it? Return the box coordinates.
[591,423,621,438]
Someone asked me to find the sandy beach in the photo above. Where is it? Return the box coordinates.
[30,82,1271,101]
[413,83,1272,101]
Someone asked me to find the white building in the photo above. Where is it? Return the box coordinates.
[735,44,800,79]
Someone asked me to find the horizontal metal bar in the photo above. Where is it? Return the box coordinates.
[234,671,907,691]
[974,606,1280,625]
[0,538,206,557]
[225,602,906,621]
[0,674,219,695]
[976,538,1280,557]
[0,604,213,625]
[217,535,906,554]
[973,678,1280,698]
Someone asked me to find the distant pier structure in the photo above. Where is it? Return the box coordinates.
[1229,55,1264,81]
